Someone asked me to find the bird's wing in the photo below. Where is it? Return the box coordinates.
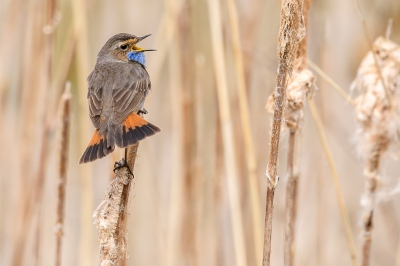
[111,62,151,125]
[87,61,150,128]
[87,67,106,129]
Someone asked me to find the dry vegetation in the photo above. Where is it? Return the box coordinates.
[352,36,400,266]
[0,0,400,266]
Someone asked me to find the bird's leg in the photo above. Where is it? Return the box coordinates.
[138,108,148,115]
[113,158,126,173]
[113,148,133,176]
[113,158,133,176]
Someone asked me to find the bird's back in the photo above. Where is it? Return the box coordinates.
[88,60,151,135]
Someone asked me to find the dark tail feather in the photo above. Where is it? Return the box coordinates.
[115,113,161,148]
[79,129,114,164]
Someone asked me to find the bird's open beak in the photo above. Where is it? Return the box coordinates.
[137,34,151,42]
[133,34,156,52]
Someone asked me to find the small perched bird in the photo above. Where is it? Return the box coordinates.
[79,33,160,164]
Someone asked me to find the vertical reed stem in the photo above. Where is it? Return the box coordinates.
[71,0,93,263]
[226,0,263,261]
[55,84,72,266]
[263,2,302,265]
[35,1,58,263]
[361,147,381,266]
[284,1,311,265]
[263,186,275,265]
[308,99,358,266]
[118,143,140,266]
[284,131,297,266]
[165,22,184,266]
[207,0,247,264]
[396,235,400,266]
[93,143,139,266]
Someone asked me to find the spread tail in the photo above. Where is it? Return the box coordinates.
[79,129,114,164]
[115,112,161,148]
[79,113,161,164]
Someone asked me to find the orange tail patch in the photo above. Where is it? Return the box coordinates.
[79,129,113,164]
[115,112,161,148]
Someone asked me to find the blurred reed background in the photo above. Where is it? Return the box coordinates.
[0,0,400,265]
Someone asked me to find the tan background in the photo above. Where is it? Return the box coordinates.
[0,0,399,265]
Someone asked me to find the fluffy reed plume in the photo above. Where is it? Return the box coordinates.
[263,0,304,265]
[55,83,72,266]
[93,144,139,266]
[352,36,400,266]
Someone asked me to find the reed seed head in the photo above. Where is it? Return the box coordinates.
[267,69,316,131]
[352,37,400,159]
[353,37,400,234]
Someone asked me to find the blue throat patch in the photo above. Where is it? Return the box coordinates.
[126,51,146,66]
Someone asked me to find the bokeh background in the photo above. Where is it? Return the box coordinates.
[1,0,400,265]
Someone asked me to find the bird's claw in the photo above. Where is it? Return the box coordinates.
[113,158,126,173]
[138,108,148,115]
[113,158,133,176]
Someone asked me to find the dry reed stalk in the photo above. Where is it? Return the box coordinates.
[12,1,59,264]
[178,10,200,265]
[71,0,94,263]
[308,99,358,266]
[281,71,314,266]
[165,35,185,266]
[266,68,315,265]
[93,143,139,266]
[263,1,304,265]
[0,0,21,107]
[193,53,216,266]
[147,4,188,262]
[385,18,393,40]
[182,2,220,261]
[284,131,297,266]
[351,37,400,266]
[306,59,356,106]
[161,6,201,263]
[283,1,312,265]
[55,83,72,266]
[119,144,140,266]
[151,0,185,87]
[226,0,263,262]
[189,5,220,264]
[20,32,76,261]
[53,29,76,95]
[207,0,247,265]
[214,119,225,265]
[11,4,45,263]
[397,238,400,266]
[34,1,58,263]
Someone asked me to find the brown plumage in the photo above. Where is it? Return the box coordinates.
[79,33,160,164]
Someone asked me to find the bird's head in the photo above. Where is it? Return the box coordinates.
[98,33,155,66]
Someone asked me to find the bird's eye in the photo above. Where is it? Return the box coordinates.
[120,44,128,50]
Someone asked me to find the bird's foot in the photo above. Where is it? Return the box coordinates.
[113,158,133,176]
[138,108,148,115]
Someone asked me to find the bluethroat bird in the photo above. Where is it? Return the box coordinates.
[79,33,161,164]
